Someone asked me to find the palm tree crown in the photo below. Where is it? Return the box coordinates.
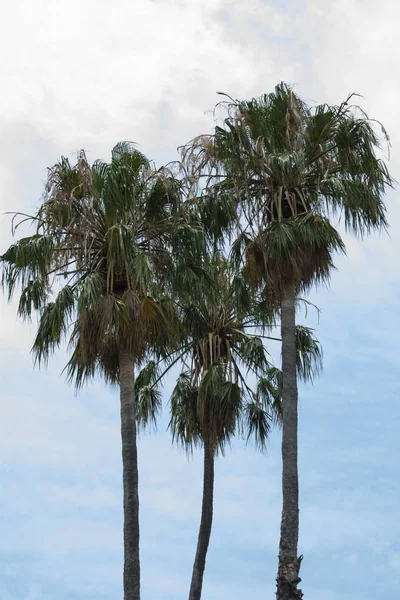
[184,82,392,299]
[169,255,282,453]
[1,141,199,381]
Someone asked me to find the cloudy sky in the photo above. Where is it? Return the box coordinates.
[1,1,400,599]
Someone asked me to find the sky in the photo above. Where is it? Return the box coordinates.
[0,0,400,599]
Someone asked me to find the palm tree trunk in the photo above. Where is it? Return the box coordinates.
[276,285,303,600]
[119,349,140,600]
[188,435,215,600]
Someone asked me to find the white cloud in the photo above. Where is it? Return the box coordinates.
[0,0,296,161]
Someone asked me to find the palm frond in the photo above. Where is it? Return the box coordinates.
[17,277,48,320]
[169,371,201,453]
[244,402,272,451]
[1,235,54,298]
[135,360,162,430]
[296,325,323,382]
[32,285,75,365]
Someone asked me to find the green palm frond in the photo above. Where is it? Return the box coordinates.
[243,361,285,450]
[235,335,269,375]
[76,272,104,311]
[135,360,162,429]
[1,235,55,298]
[244,402,272,451]
[17,277,48,320]
[169,371,202,452]
[32,285,75,364]
[197,182,238,249]
[296,325,323,382]
[321,177,387,236]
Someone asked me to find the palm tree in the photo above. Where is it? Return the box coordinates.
[182,84,392,599]
[170,257,281,600]
[140,255,322,600]
[0,142,199,600]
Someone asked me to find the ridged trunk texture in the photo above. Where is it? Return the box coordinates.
[276,286,303,600]
[119,350,140,600]
[188,435,215,600]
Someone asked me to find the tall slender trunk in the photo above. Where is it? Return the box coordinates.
[188,435,215,600]
[276,285,303,600]
[119,350,140,600]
